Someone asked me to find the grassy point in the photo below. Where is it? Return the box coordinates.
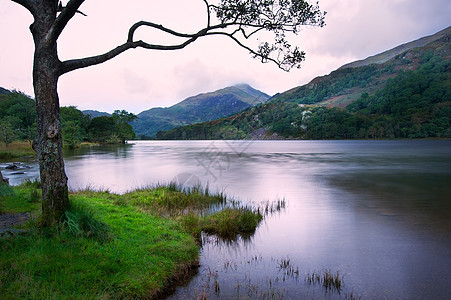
[0,182,266,298]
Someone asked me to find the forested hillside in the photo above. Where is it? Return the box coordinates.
[82,110,111,119]
[0,91,136,148]
[157,27,450,140]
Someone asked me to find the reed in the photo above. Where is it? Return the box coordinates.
[306,270,343,293]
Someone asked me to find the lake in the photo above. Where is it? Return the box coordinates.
[2,140,451,299]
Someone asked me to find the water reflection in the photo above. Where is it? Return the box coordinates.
[2,140,451,299]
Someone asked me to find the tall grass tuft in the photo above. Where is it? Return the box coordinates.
[21,178,42,189]
[29,188,41,203]
[61,202,112,242]
[202,207,263,240]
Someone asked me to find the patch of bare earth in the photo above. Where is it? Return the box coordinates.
[0,212,30,236]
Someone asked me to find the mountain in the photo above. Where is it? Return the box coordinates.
[157,26,450,140]
[132,84,270,138]
[339,26,451,69]
[270,26,451,108]
[83,110,111,118]
[0,87,11,95]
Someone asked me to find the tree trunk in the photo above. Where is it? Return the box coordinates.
[34,65,69,226]
[31,2,69,226]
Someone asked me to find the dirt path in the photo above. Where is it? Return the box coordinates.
[0,212,30,236]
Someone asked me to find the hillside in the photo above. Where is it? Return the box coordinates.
[0,87,11,95]
[132,84,270,138]
[82,110,111,118]
[157,26,450,140]
[271,26,451,108]
[339,26,451,69]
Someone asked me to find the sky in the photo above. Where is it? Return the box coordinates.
[0,0,450,114]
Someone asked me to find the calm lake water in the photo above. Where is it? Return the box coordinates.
[2,140,451,299]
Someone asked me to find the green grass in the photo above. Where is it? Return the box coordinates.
[125,184,263,241]
[125,183,227,216]
[203,207,263,239]
[0,183,264,298]
[1,188,199,299]
[0,181,41,214]
[0,142,35,160]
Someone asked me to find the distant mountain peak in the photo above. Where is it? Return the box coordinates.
[133,84,270,138]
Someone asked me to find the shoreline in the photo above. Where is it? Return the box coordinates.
[0,183,263,298]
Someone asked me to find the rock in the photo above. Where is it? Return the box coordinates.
[5,164,18,170]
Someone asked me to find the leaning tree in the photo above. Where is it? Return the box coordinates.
[11,0,325,226]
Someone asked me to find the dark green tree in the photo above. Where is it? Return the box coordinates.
[114,123,136,144]
[0,91,37,142]
[11,0,325,225]
[112,110,137,143]
[62,120,84,148]
[60,106,90,147]
[0,120,16,146]
[112,110,138,124]
[88,116,116,143]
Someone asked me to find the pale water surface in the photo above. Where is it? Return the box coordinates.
[2,140,450,299]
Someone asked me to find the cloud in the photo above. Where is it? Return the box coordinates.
[307,0,451,60]
[122,69,150,94]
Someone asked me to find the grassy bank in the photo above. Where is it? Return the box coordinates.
[0,142,35,160]
[0,183,263,299]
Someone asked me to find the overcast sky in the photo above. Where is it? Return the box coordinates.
[1,0,450,114]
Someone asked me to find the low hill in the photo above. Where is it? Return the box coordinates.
[82,110,111,118]
[157,26,450,140]
[132,84,270,138]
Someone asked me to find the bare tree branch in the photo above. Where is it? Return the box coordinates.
[48,0,85,43]
[127,21,195,42]
[203,0,212,27]
[206,31,285,68]
[59,0,325,74]
[59,42,133,75]
[60,27,209,75]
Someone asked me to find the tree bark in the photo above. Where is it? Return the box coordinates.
[31,1,69,226]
